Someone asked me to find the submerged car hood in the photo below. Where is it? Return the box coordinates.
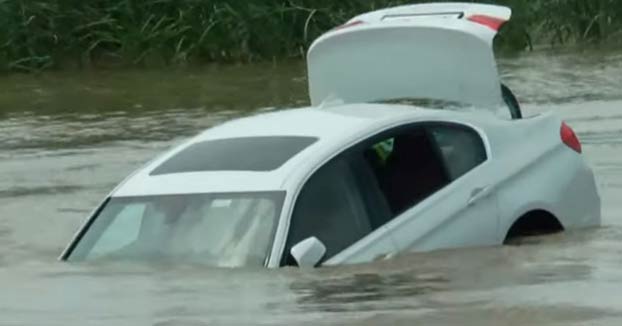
[307,3,511,110]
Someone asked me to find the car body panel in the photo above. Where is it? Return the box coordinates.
[383,160,499,252]
[479,113,601,233]
[307,4,511,108]
[325,163,499,266]
[114,171,286,196]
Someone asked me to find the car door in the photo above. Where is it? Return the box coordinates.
[375,122,499,252]
[281,121,498,266]
[330,121,499,265]
[280,156,397,266]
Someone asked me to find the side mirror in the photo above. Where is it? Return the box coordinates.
[290,236,326,268]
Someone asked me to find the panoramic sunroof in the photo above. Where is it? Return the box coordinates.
[150,136,318,175]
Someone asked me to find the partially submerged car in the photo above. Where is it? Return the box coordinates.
[61,3,600,268]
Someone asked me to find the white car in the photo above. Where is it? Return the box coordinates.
[61,3,600,268]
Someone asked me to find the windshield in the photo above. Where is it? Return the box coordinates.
[67,192,285,267]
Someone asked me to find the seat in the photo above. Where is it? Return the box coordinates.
[380,132,448,215]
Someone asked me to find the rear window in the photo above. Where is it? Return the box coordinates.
[151,136,318,175]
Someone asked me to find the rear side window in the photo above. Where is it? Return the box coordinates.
[151,136,317,175]
[430,125,487,180]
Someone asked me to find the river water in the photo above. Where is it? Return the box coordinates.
[0,49,621,325]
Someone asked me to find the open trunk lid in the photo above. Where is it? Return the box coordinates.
[307,3,511,110]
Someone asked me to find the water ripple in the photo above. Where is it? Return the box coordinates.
[0,185,85,198]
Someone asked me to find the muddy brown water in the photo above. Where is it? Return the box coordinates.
[0,50,621,325]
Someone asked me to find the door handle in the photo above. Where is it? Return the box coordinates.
[468,186,491,206]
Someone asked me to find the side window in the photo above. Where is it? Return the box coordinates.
[361,126,451,218]
[283,157,372,265]
[430,125,487,180]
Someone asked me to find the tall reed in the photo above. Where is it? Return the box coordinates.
[1,0,621,73]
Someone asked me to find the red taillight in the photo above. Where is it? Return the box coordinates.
[467,15,507,31]
[561,122,582,154]
[332,20,364,31]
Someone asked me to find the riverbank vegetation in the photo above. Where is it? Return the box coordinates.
[1,0,621,72]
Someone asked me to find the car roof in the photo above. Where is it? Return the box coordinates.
[111,103,493,197]
[192,103,414,139]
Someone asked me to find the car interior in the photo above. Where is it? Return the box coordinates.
[374,130,450,215]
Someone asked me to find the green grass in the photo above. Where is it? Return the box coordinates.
[1,0,622,73]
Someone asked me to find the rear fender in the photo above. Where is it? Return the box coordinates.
[488,114,601,238]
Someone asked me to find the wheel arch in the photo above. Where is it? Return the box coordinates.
[504,209,564,244]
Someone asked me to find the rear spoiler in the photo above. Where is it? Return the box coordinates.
[322,3,511,49]
[345,2,511,35]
